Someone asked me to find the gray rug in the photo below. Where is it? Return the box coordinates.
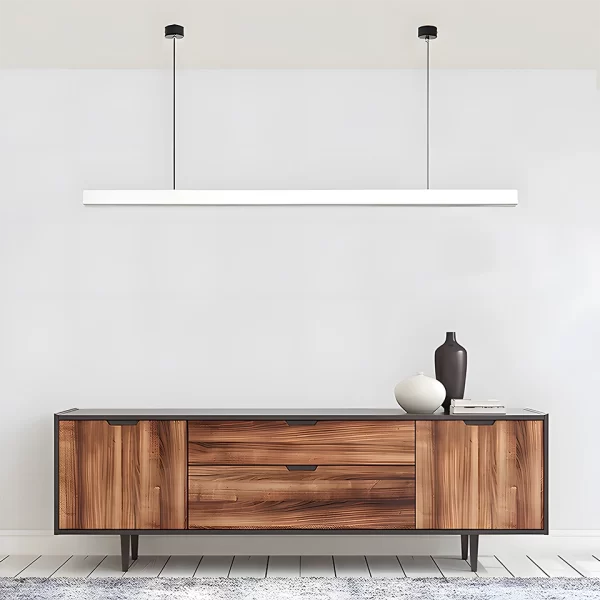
[2,578,600,599]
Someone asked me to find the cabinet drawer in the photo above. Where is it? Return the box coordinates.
[188,420,415,465]
[188,465,415,529]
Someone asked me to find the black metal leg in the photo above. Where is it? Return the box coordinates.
[461,535,468,560]
[131,535,139,561]
[469,534,479,572]
[120,535,131,572]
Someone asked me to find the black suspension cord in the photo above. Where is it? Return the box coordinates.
[426,37,430,190]
[173,37,176,190]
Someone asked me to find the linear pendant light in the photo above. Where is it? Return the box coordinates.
[83,24,517,207]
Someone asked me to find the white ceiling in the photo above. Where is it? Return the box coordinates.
[1,0,598,70]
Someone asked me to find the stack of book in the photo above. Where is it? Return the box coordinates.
[450,399,506,415]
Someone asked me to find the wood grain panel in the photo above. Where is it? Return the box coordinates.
[188,420,415,465]
[416,420,544,529]
[58,420,187,530]
[189,465,415,529]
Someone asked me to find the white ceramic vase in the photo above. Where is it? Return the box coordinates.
[394,372,446,414]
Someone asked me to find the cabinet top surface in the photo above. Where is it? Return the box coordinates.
[56,407,546,420]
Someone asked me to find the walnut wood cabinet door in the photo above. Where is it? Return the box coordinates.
[58,420,187,530]
[416,420,544,530]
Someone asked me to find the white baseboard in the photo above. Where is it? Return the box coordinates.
[1,530,599,556]
[546,530,600,537]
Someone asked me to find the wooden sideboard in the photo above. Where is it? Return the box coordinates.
[54,408,548,572]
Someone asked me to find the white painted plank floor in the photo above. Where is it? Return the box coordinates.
[527,555,581,578]
[159,556,202,578]
[560,555,600,578]
[229,555,268,578]
[194,556,233,578]
[365,555,405,578]
[398,556,443,577]
[0,556,39,578]
[122,556,169,578]
[433,556,477,578]
[333,556,370,578]
[51,555,105,578]
[267,555,300,577]
[16,556,71,578]
[0,554,598,579]
[300,555,335,577]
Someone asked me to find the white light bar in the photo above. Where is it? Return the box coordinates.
[83,189,517,206]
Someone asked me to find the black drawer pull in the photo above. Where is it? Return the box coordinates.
[107,420,140,426]
[464,420,496,426]
[286,465,318,471]
[285,420,318,426]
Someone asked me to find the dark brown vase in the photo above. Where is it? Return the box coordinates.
[434,332,467,413]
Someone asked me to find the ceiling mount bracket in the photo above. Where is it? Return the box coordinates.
[418,25,438,40]
[165,24,184,39]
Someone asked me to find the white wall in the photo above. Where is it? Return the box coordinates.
[1,69,599,551]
